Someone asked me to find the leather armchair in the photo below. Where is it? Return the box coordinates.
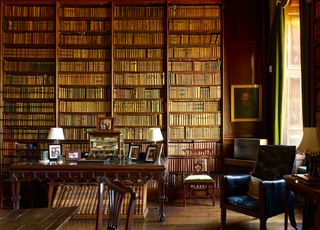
[220,145,297,230]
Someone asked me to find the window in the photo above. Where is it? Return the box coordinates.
[282,2,303,145]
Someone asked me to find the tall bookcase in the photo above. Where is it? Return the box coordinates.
[113,4,166,150]
[1,1,56,157]
[57,1,112,152]
[0,0,223,183]
[167,4,222,185]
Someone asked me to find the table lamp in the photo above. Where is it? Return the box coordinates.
[47,127,65,144]
[147,127,164,143]
[297,127,320,178]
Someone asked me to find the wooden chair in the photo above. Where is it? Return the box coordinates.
[183,157,215,206]
[96,176,136,230]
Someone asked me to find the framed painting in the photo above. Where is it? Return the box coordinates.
[48,144,62,160]
[128,144,141,160]
[96,117,113,131]
[231,84,262,122]
[145,145,158,162]
[65,149,81,161]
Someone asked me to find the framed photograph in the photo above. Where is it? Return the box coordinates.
[145,145,158,162]
[96,117,113,131]
[65,149,81,161]
[48,144,62,160]
[231,84,262,122]
[128,144,141,160]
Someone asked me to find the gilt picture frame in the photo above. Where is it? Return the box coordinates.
[96,117,113,131]
[231,84,262,122]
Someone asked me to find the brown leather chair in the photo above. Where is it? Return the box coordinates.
[96,176,136,230]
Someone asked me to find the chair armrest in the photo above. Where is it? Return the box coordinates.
[260,179,294,217]
[223,174,251,197]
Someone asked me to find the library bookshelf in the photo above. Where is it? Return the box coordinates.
[0,0,223,189]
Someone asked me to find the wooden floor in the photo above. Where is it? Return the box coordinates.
[61,197,303,230]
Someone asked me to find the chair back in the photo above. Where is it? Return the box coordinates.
[252,145,296,180]
[96,176,136,230]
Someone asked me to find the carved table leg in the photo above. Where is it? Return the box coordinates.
[10,174,20,210]
[157,173,167,222]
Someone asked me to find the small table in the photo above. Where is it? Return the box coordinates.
[284,174,320,230]
[0,206,78,230]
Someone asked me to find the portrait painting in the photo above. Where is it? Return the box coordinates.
[96,117,113,131]
[231,84,262,122]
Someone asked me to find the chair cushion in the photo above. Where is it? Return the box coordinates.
[246,176,261,199]
[226,195,259,211]
[184,174,214,183]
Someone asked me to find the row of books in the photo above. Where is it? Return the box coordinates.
[4,102,55,113]
[114,48,163,59]
[114,61,163,72]
[4,74,54,85]
[58,88,107,99]
[3,48,55,59]
[168,141,218,156]
[2,128,48,140]
[4,21,55,31]
[4,61,55,72]
[51,183,147,216]
[114,114,163,126]
[114,101,163,113]
[169,113,221,126]
[169,34,221,45]
[60,114,96,127]
[3,114,55,127]
[59,61,110,72]
[168,157,210,173]
[59,34,111,45]
[114,20,163,31]
[59,101,110,113]
[168,60,221,72]
[169,101,220,112]
[59,21,111,32]
[114,6,164,18]
[58,74,110,86]
[59,7,111,18]
[3,90,55,99]
[169,73,221,85]
[169,47,221,59]
[114,88,162,99]
[4,33,55,45]
[59,49,110,59]
[117,128,150,140]
[169,127,220,140]
[169,5,220,18]
[62,128,93,140]
[114,33,164,45]
[114,73,164,86]
[169,19,221,32]
[169,86,221,99]
[3,5,55,17]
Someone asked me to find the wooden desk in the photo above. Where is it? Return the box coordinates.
[10,158,168,222]
[284,174,320,230]
[0,206,78,230]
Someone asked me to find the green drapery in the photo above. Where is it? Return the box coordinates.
[269,4,285,144]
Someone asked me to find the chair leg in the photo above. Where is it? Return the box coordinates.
[288,206,298,230]
[183,184,187,207]
[211,185,215,206]
[259,218,267,230]
[221,207,226,228]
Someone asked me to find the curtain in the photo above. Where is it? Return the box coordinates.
[300,0,312,126]
[299,1,313,229]
[269,3,285,144]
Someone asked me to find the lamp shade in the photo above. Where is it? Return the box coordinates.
[147,128,163,142]
[47,127,65,140]
[297,127,320,153]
